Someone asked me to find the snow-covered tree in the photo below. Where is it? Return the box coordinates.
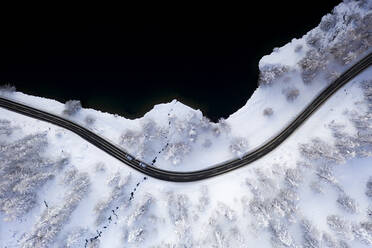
[63,100,82,116]
[329,13,371,65]
[164,142,191,165]
[299,138,344,163]
[60,228,100,248]
[197,186,210,212]
[319,13,337,32]
[306,30,325,50]
[123,194,154,244]
[337,194,358,214]
[212,118,231,137]
[127,228,145,243]
[282,87,300,102]
[21,170,90,248]
[0,119,13,136]
[120,129,140,148]
[269,219,295,247]
[120,118,167,162]
[263,107,274,117]
[94,162,106,173]
[0,132,66,221]
[366,177,372,199]
[166,191,191,245]
[352,221,372,245]
[0,84,16,93]
[284,167,303,188]
[167,192,189,225]
[229,137,249,158]
[298,49,327,84]
[300,218,322,248]
[258,64,289,86]
[294,44,303,53]
[129,194,153,224]
[326,215,353,239]
[94,172,130,225]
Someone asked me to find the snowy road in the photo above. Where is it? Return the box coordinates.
[0,52,371,182]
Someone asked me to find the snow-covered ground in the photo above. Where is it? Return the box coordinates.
[1,0,372,247]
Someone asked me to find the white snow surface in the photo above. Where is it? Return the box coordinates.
[1,0,372,247]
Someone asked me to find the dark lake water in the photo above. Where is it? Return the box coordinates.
[0,1,340,122]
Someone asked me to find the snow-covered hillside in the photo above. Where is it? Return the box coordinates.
[1,0,372,247]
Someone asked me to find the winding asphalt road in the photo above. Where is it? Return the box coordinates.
[0,52,371,182]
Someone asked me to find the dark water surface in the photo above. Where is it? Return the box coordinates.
[0,1,341,122]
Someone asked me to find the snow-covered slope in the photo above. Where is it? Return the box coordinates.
[1,0,372,247]
[1,1,371,172]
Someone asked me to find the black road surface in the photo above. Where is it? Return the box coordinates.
[0,52,371,182]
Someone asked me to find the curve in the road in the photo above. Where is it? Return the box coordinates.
[0,52,371,182]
